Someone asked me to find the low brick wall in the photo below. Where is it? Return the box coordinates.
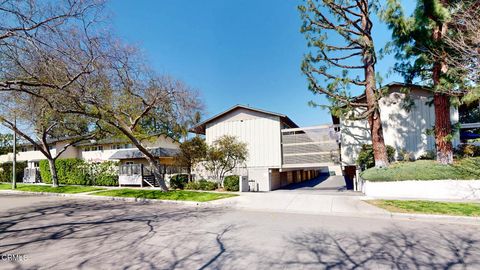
[362,180,480,200]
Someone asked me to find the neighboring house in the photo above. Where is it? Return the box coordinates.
[0,135,180,185]
[110,147,182,187]
[334,82,479,166]
[190,105,342,191]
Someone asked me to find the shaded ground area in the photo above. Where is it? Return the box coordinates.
[1,194,479,269]
[280,174,359,195]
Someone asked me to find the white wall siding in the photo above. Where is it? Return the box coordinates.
[363,180,480,200]
[206,110,282,168]
[340,89,459,165]
[380,93,436,159]
[340,116,370,165]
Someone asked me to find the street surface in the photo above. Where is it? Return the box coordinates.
[1,194,479,269]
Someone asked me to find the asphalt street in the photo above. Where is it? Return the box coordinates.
[1,194,479,269]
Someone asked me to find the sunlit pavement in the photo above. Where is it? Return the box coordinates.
[1,194,479,269]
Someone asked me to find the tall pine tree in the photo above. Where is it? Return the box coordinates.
[299,0,390,167]
[382,0,473,164]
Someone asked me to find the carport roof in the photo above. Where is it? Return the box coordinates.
[109,147,179,160]
[189,104,299,135]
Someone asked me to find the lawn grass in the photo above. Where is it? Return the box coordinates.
[361,157,480,181]
[0,183,105,194]
[91,188,237,202]
[368,200,480,217]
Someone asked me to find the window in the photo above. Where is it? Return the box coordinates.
[33,162,39,168]
[114,144,134,149]
[84,145,104,152]
[20,147,28,152]
[125,161,134,165]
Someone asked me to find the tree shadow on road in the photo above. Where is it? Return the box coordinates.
[0,198,244,270]
[277,226,480,269]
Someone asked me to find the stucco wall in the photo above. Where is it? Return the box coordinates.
[363,180,480,200]
[55,142,79,159]
[340,87,459,165]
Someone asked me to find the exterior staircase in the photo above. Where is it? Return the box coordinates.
[142,175,158,187]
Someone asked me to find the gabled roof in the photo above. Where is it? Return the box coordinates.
[109,147,179,160]
[345,82,432,105]
[189,105,299,135]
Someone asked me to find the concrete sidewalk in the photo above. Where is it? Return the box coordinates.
[210,191,389,217]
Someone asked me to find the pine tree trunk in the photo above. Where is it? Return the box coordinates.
[431,1,454,165]
[48,159,59,187]
[361,0,389,168]
[365,70,389,168]
[433,93,453,164]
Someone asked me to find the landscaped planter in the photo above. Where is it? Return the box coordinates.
[362,179,480,200]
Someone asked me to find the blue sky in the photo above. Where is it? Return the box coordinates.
[108,0,415,127]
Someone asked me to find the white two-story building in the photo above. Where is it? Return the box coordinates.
[0,135,180,184]
[190,105,342,191]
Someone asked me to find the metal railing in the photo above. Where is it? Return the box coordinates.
[119,164,188,176]
[119,164,144,176]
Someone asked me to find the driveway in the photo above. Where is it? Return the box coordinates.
[1,194,479,269]
[212,191,386,216]
[281,174,348,192]
[211,174,377,216]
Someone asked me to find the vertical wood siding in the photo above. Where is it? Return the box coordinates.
[340,90,459,165]
[206,111,282,168]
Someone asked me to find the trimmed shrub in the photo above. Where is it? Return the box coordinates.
[199,180,217,191]
[0,161,27,182]
[169,174,189,189]
[185,181,200,190]
[357,144,396,169]
[418,151,436,160]
[455,144,480,158]
[40,159,88,185]
[223,175,239,191]
[81,161,119,186]
[185,179,217,191]
[39,159,119,186]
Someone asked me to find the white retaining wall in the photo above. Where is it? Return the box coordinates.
[363,180,480,200]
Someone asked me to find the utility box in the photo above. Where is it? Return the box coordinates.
[240,176,249,192]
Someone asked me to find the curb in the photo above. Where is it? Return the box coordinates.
[388,212,480,224]
[0,190,215,207]
[2,190,479,225]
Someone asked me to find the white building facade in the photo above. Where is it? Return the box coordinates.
[191,105,341,191]
[336,83,461,166]
[0,135,179,171]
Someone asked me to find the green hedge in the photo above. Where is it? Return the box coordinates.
[361,157,480,181]
[40,159,87,185]
[82,161,119,186]
[185,180,218,191]
[169,174,189,189]
[39,159,118,186]
[224,175,239,191]
[0,161,27,182]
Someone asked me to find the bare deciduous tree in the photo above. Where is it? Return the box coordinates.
[53,43,203,191]
[0,92,99,187]
[0,0,105,94]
